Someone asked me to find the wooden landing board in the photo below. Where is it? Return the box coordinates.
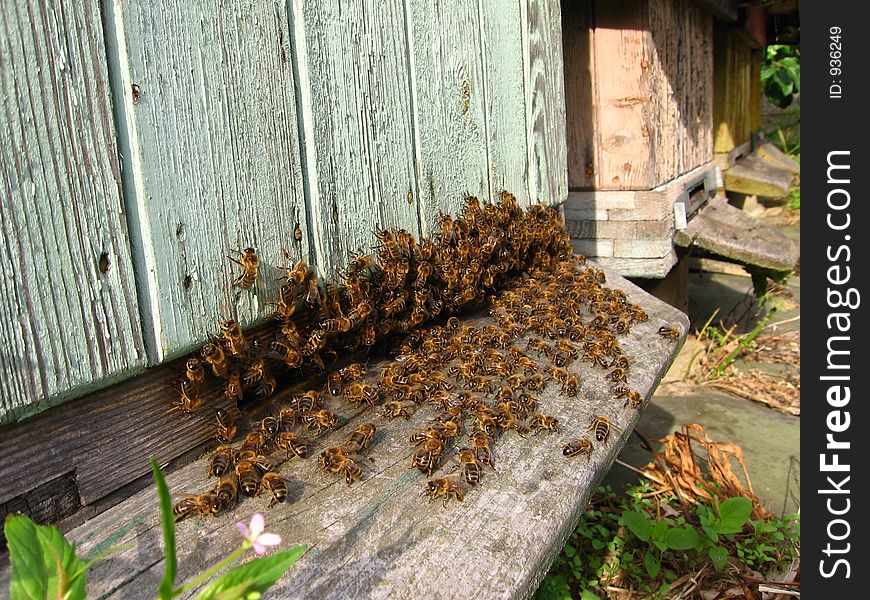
[754,142,800,176]
[724,154,795,198]
[0,264,688,599]
[0,0,146,424]
[674,197,799,271]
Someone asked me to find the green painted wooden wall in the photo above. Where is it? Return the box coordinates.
[0,0,568,424]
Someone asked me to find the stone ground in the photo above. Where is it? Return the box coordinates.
[604,206,801,518]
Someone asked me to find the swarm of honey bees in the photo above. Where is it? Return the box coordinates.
[169,192,682,519]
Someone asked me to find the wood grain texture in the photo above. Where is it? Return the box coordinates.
[561,0,596,189]
[410,0,490,232]
[0,352,235,508]
[0,265,689,599]
[524,0,568,204]
[291,0,420,276]
[478,0,533,207]
[589,0,653,190]
[106,0,310,361]
[564,0,713,191]
[713,26,754,153]
[674,196,798,271]
[0,0,145,424]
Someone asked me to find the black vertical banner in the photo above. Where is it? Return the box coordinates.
[802,1,866,596]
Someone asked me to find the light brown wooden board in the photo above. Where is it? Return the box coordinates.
[0,264,688,599]
[562,0,712,191]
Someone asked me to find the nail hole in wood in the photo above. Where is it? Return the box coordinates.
[98,252,110,274]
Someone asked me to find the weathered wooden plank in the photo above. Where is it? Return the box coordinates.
[410,0,490,231]
[479,0,534,206]
[561,0,595,190]
[0,264,688,599]
[583,253,678,279]
[524,0,568,204]
[0,0,145,424]
[674,196,799,271]
[755,141,800,175]
[0,352,234,510]
[589,0,653,190]
[724,154,795,198]
[291,0,420,274]
[105,0,310,362]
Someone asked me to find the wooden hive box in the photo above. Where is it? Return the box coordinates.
[561,0,720,278]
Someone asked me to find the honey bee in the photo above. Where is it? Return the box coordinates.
[319,445,365,485]
[270,341,303,369]
[411,438,445,476]
[454,448,484,486]
[587,415,615,444]
[347,251,376,274]
[346,423,377,450]
[220,319,249,357]
[562,373,580,397]
[185,357,206,385]
[201,342,228,378]
[278,406,298,430]
[214,472,239,507]
[276,431,308,459]
[319,316,352,333]
[470,431,495,469]
[529,413,560,434]
[174,492,222,522]
[423,477,469,508]
[289,390,320,413]
[301,409,339,434]
[229,247,259,289]
[214,408,238,442]
[339,362,367,381]
[343,382,378,407]
[242,354,267,386]
[224,371,243,403]
[658,325,681,340]
[327,371,343,396]
[241,430,268,455]
[259,415,281,437]
[499,412,530,437]
[562,438,594,460]
[254,375,277,401]
[209,444,236,477]
[168,380,203,414]
[235,459,261,497]
[613,387,644,408]
[608,367,628,383]
[260,471,290,507]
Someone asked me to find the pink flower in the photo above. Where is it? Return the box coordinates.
[235,513,282,555]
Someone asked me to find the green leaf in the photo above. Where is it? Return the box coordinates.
[699,515,718,543]
[708,546,728,571]
[644,551,661,578]
[664,527,700,551]
[621,511,653,541]
[151,458,177,600]
[651,519,669,543]
[716,497,752,534]
[5,514,87,600]
[563,544,576,557]
[580,590,601,600]
[194,547,306,600]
